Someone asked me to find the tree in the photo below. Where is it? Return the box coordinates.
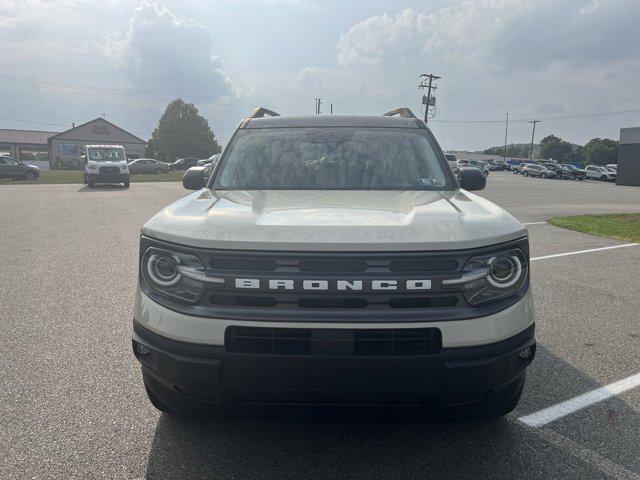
[583,138,618,166]
[483,143,534,158]
[539,135,573,161]
[146,99,221,161]
[564,145,584,164]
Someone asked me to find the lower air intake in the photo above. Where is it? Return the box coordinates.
[225,326,442,356]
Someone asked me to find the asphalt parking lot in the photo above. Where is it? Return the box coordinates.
[1,173,639,479]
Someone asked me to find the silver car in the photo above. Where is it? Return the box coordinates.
[128,158,169,174]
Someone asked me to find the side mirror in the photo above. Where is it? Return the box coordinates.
[458,167,486,191]
[182,166,207,190]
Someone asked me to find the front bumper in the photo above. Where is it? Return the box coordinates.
[133,321,535,407]
[86,172,129,183]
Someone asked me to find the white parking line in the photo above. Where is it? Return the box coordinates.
[518,372,640,428]
[523,221,548,225]
[531,243,638,261]
[527,426,640,480]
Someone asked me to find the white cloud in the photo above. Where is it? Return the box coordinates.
[297,66,327,86]
[103,1,233,100]
[337,0,640,71]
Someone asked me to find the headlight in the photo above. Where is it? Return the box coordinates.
[442,248,528,306]
[141,247,223,303]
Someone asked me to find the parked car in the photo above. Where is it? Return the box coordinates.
[492,159,508,171]
[134,106,535,419]
[0,156,40,180]
[197,154,221,167]
[585,165,616,182]
[465,159,490,176]
[445,154,458,174]
[128,158,170,174]
[540,163,567,179]
[560,164,586,180]
[522,164,556,178]
[169,157,198,171]
[512,163,530,174]
[478,160,493,172]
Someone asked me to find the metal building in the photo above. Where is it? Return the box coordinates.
[0,129,58,169]
[0,118,146,170]
[617,128,640,187]
[48,118,146,169]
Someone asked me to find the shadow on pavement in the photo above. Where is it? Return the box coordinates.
[77,184,129,192]
[144,345,637,479]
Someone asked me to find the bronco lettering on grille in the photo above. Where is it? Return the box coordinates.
[234,279,431,291]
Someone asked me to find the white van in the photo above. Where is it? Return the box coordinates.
[83,144,130,188]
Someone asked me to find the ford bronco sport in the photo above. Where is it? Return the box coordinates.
[132,107,535,418]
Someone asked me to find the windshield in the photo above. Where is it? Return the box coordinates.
[215,127,451,190]
[87,147,124,162]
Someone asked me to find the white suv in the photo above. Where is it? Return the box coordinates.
[132,107,535,419]
[585,165,616,182]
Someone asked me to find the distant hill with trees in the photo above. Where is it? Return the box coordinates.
[482,136,617,165]
[483,143,539,158]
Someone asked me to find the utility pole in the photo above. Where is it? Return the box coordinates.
[419,73,441,124]
[314,98,322,114]
[528,120,540,161]
[503,113,509,162]
[330,103,333,114]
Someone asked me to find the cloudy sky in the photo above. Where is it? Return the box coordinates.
[1,0,639,151]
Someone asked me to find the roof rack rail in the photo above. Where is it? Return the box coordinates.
[247,107,280,119]
[383,107,417,119]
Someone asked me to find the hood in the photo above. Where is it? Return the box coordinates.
[141,189,527,251]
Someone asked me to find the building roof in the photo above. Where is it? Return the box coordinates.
[48,117,146,144]
[244,115,423,129]
[0,129,59,145]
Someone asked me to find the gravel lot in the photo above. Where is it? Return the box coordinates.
[1,174,639,479]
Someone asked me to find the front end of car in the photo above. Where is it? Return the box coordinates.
[132,234,535,417]
[86,161,130,184]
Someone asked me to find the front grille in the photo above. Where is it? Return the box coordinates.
[209,293,458,309]
[99,166,120,174]
[207,254,460,274]
[139,236,530,322]
[225,326,442,356]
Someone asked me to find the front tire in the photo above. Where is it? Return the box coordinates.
[123,180,130,188]
[540,173,547,179]
[24,171,37,181]
[523,171,529,177]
